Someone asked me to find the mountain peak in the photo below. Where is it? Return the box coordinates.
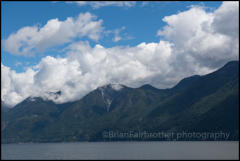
[173,75,200,91]
[98,83,124,91]
[28,97,37,102]
[25,96,45,103]
[2,60,239,142]
[109,83,123,91]
[208,60,239,79]
[139,84,158,90]
[224,60,239,66]
[47,90,62,100]
[95,83,125,111]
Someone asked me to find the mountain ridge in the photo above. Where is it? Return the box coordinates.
[2,60,239,143]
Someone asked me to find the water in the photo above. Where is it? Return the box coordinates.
[1,141,239,160]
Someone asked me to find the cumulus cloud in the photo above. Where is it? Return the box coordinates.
[3,12,103,56]
[157,1,239,68]
[1,2,239,107]
[212,1,239,38]
[69,1,136,9]
[1,39,214,107]
[1,40,173,106]
[1,64,36,106]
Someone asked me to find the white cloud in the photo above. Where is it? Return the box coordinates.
[15,62,22,67]
[3,12,103,56]
[112,26,126,42]
[1,2,239,107]
[1,39,214,107]
[1,40,175,106]
[212,1,239,38]
[1,64,36,106]
[157,1,239,68]
[110,84,123,91]
[104,26,133,42]
[70,1,136,9]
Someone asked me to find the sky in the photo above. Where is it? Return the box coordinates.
[1,1,239,107]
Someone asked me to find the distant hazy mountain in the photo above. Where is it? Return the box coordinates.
[2,61,239,143]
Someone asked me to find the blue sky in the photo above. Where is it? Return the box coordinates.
[1,1,222,73]
[2,1,239,107]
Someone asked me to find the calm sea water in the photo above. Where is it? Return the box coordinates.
[1,141,239,160]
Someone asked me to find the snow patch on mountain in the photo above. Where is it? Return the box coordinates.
[28,97,36,102]
[110,84,123,91]
[106,99,112,111]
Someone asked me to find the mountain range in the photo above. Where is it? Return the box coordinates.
[1,61,239,143]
